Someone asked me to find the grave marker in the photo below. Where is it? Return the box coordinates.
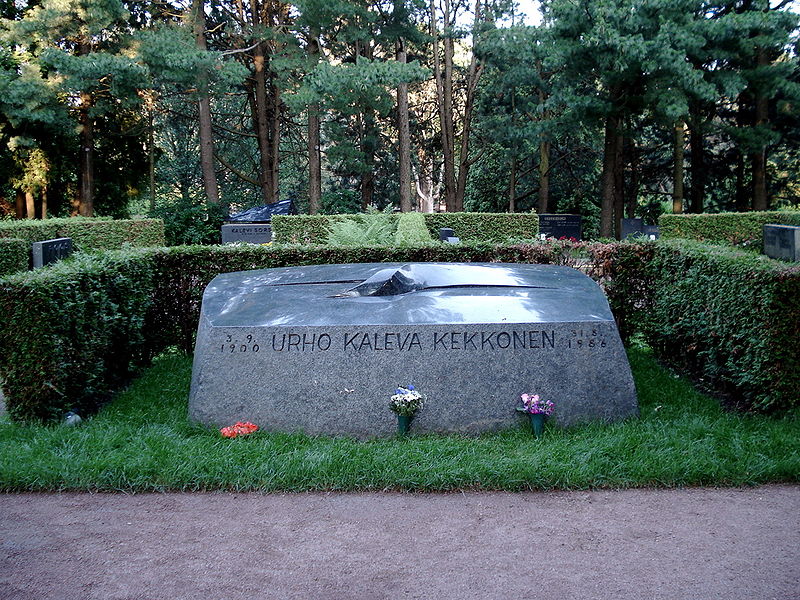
[32,238,73,268]
[189,263,638,437]
[538,214,582,240]
[763,224,800,262]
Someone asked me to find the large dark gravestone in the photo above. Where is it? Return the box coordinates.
[538,214,582,240]
[189,263,638,437]
[763,224,800,262]
[32,238,73,268]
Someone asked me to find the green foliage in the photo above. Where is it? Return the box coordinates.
[0,238,28,275]
[394,213,433,246]
[0,250,158,421]
[0,217,165,250]
[1,347,798,492]
[643,240,800,413]
[149,199,225,246]
[423,213,539,242]
[659,212,800,249]
[326,214,397,246]
[272,215,333,244]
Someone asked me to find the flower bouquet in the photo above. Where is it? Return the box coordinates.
[390,385,424,435]
[220,421,259,439]
[517,393,553,437]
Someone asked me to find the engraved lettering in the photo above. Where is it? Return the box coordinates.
[344,333,359,350]
[513,331,527,349]
[542,330,556,349]
[464,331,478,349]
[318,334,331,351]
[496,332,511,349]
[481,332,495,350]
[358,333,373,351]
[434,332,447,350]
[408,332,422,349]
[529,331,540,348]
[287,334,301,351]
[450,332,460,350]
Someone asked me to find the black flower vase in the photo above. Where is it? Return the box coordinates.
[529,413,546,437]
[397,414,412,435]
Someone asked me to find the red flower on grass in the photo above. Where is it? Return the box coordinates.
[220,421,259,438]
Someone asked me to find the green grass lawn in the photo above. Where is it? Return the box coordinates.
[1,345,797,492]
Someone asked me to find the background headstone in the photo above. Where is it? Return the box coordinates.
[221,224,273,244]
[763,224,800,262]
[32,238,73,268]
[538,214,582,240]
[439,228,456,241]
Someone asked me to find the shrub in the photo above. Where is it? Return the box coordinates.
[643,240,800,412]
[0,239,28,276]
[0,217,165,250]
[149,198,225,246]
[0,250,157,422]
[394,213,433,246]
[423,213,539,242]
[326,214,397,246]
[659,211,800,250]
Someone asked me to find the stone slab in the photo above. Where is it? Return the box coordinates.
[538,214,582,240]
[439,228,456,241]
[189,263,638,437]
[221,223,272,244]
[763,224,800,262]
[32,237,72,268]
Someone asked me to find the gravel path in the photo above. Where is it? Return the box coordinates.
[1,485,798,600]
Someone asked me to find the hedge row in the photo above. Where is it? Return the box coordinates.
[2,238,794,422]
[0,241,603,422]
[423,213,540,242]
[659,211,800,249]
[395,212,434,246]
[0,217,165,251]
[642,240,800,412]
[0,239,29,276]
[272,212,539,244]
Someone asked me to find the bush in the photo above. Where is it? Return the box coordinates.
[326,214,397,246]
[394,213,433,246]
[149,199,225,246]
[0,250,157,421]
[643,240,800,412]
[0,217,165,250]
[423,213,539,242]
[659,211,800,250]
[272,215,332,244]
[0,239,28,276]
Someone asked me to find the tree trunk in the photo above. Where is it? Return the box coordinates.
[40,186,47,219]
[148,107,156,213]
[397,38,412,212]
[251,41,276,205]
[538,139,550,214]
[735,151,748,211]
[430,0,456,212]
[15,189,24,219]
[752,46,770,211]
[307,36,322,214]
[689,104,706,214]
[25,191,35,220]
[78,90,94,217]
[613,130,625,239]
[192,0,220,205]
[508,155,516,212]
[360,107,377,210]
[627,138,639,218]
[600,114,619,238]
[673,119,685,214]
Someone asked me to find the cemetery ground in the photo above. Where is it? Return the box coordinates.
[0,343,798,599]
[0,344,798,599]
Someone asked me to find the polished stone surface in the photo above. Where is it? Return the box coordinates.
[189,263,638,436]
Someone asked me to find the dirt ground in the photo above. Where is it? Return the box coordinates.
[0,485,798,600]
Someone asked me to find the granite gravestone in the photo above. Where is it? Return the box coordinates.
[220,224,272,244]
[189,263,638,437]
[538,214,582,240]
[32,238,73,268]
[622,219,659,240]
[763,224,800,262]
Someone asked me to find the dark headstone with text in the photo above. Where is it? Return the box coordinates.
[763,224,800,262]
[189,263,638,437]
[439,228,456,241]
[32,238,73,268]
[221,224,273,244]
[622,219,659,240]
[538,214,582,240]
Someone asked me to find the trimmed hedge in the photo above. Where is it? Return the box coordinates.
[273,212,539,245]
[643,240,800,412]
[395,213,434,246]
[0,251,157,422]
[423,213,539,242]
[0,239,29,276]
[0,217,165,251]
[659,211,800,249]
[0,241,600,422]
